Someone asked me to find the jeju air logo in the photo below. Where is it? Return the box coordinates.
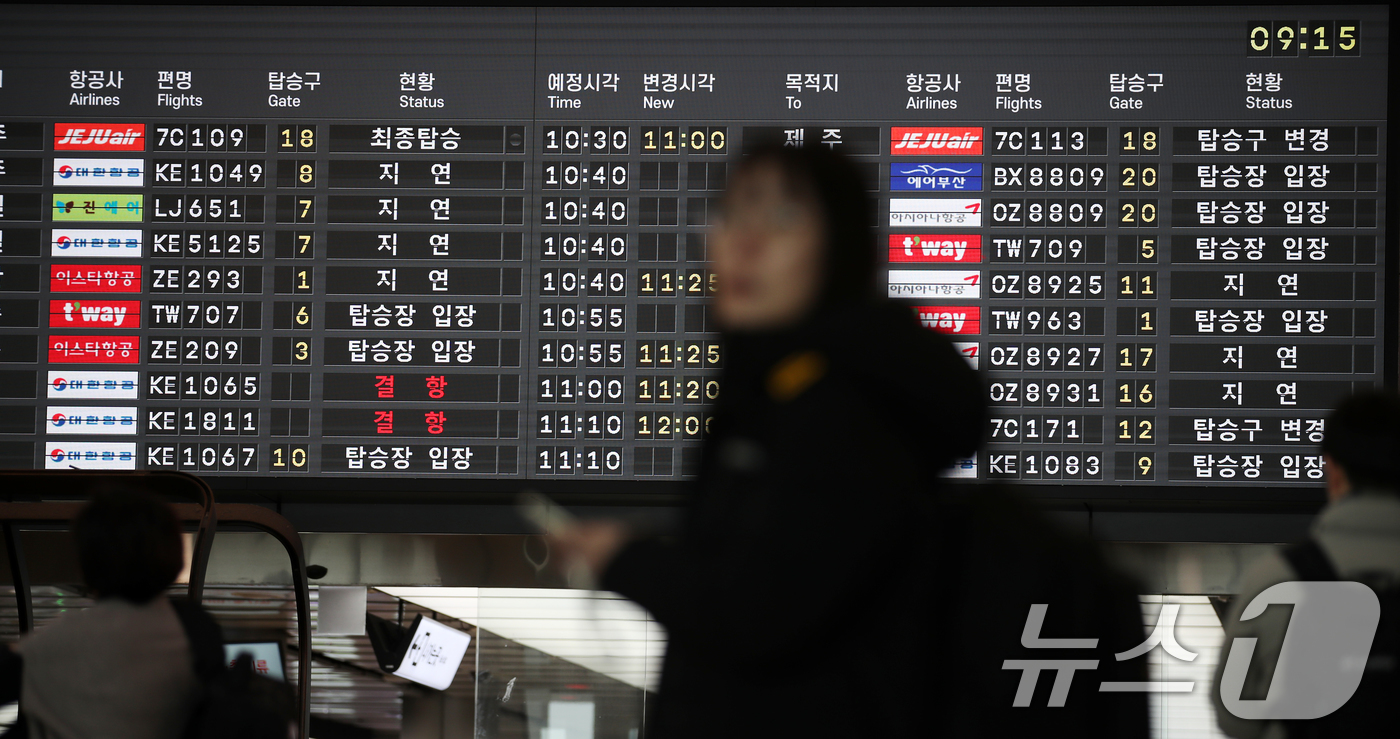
[53,124,145,151]
[891,127,983,155]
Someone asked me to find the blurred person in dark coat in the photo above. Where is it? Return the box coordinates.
[549,142,985,737]
[13,488,210,738]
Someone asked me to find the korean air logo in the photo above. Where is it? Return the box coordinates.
[46,406,138,435]
[50,229,143,257]
[52,158,145,187]
[44,442,138,469]
[46,371,140,399]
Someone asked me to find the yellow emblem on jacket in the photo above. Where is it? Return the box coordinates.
[766,350,827,402]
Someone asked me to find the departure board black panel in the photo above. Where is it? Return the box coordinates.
[0,5,1388,499]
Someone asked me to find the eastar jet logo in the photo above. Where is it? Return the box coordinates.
[54,124,145,151]
[889,235,982,263]
[49,300,140,328]
[915,306,981,335]
[891,127,983,155]
[49,265,142,293]
[47,335,141,364]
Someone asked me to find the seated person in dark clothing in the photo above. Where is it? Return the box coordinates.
[1212,390,1400,739]
[549,142,985,737]
[15,488,204,738]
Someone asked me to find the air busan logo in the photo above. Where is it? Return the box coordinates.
[54,124,145,151]
[889,235,982,264]
[915,306,981,335]
[891,127,983,156]
[890,163,983,191]
[49,300,140,328]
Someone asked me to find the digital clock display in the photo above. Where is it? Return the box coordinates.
[0,4,1388,501]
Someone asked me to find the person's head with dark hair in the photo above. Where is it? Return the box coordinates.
[72,486,185,603]
[1320,389,1400,499]
[710,140,877,332]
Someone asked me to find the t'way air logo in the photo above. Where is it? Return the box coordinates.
[48,300,141,328]
[52,194,144,222]
[915,305,981,335]
[888,235,982,263]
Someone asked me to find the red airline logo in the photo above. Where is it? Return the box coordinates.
[50,265,142,293]
[48,300,141,329]
[53,124,145,151]
[48,336,141,364]
[915,306,981,335]
[889,235,982,263]
[891,127,983,155]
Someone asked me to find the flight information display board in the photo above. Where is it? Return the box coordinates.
[0,5,1388,498]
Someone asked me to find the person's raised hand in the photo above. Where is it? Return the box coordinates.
[544,518,631,586]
